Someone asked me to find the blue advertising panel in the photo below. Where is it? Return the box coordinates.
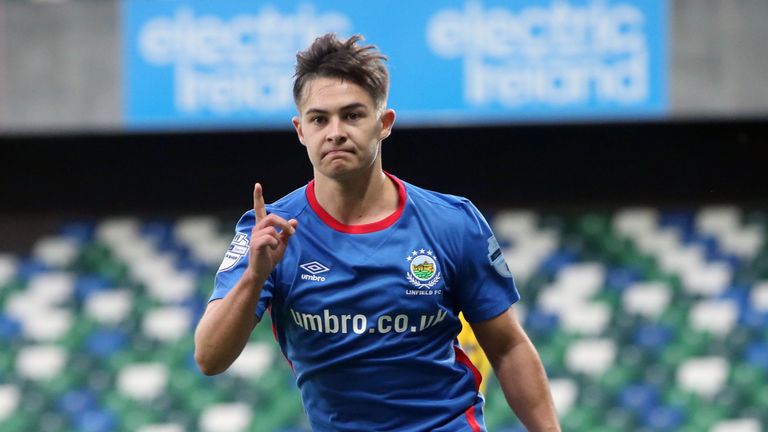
[123,0,667,129]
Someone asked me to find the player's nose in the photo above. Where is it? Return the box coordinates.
[326,117,347,144]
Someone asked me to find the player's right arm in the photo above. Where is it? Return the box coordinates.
[194,183,298,376]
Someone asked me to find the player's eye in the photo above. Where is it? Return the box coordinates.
[310,116,326,125]
[346,111,363,121]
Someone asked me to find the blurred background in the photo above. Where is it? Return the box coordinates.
[1,0,767,431]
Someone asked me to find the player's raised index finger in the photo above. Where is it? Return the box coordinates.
[253,183,267,221]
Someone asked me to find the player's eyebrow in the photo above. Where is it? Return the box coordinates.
[304,103,368,116]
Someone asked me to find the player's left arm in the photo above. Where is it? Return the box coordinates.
[470,307,561,431]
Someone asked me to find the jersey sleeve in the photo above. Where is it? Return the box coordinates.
[454,200,520,323]
[210,210,274,320]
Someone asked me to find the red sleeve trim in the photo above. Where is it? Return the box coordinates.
[465,405,482,432]
[454,344,483,391]
[269,306,294,374]
[455,345,483,431]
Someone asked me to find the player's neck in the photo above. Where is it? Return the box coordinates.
[312,166,399,226]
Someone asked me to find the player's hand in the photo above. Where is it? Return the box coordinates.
[248,183,298,284]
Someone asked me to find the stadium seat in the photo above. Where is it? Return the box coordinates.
[16,344,67,381]
[0,385,20,422]
[32,235,80,268]
[676,357,730,399]
[117,362,169,402]
[744,342,768,372]
[633,323,674,355]
[142,306,192,342]
[642,405,687,431]
[751,281,768,310]
[559,302,612,336]
[614,208,658,239]
[622,281,672,318]
[680,262,731,296]
[84,289,133,325]
[618,383,660,413]
[711,418,762,432]
[228,342,275,380]
[548,378,578,417]
[137,424,186,432]
[199,402,253,432]
[689,299,739,336]
[565,338,617,376]
[0,255,18,286]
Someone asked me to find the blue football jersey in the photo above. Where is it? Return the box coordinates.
[212,173,520,432]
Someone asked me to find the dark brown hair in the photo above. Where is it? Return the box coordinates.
[293,33,389,110]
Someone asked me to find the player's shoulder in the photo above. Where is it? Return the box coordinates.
[234,184,309,230]
[268,184,310,217]
[403,180,478,216]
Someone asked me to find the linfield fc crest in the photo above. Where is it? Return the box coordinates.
[406,248,442,288]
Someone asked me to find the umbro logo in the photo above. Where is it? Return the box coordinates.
[300,261,330,274]
[300,261,330,282]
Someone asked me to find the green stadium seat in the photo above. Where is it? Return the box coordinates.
[602,407,637,430]
[598,363,637,396]
[560,405,599,430]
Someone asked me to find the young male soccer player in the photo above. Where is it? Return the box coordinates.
[194,33,560,431]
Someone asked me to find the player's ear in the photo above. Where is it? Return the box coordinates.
[379,108,396,141]
[292,116,306,146]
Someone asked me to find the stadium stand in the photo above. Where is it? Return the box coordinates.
[0,205,766,431]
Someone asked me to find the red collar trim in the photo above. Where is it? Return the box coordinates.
[306,172,407,234]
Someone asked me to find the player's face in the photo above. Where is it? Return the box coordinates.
[292,77,395,181]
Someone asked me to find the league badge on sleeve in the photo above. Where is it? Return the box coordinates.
[487,236,513,278]
[406,248,442,289]
[218,232,249,272]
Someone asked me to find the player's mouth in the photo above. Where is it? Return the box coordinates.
[323,149,354,159]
